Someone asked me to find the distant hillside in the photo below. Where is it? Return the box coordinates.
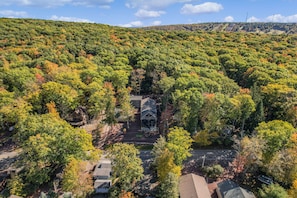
[143,23,297,34]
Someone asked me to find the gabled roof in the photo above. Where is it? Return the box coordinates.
[141,98,157,114]
[141,110,157,120]
[179,174,211,198]
[217,180,255,198]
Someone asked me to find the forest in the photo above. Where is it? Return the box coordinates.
[0,18,297,197]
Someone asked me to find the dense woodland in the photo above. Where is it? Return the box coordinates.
[144,22,297,34]
[0,18,297,197]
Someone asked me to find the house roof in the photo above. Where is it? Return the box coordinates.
[130,95,143,101]
[141,110,157,120]
[94,179,112,188]
[217,180,255,198]
[141,98,157,114]
[179,174,211,198]
[93,159,112,178]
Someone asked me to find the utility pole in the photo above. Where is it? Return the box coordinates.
[202,155,206,167]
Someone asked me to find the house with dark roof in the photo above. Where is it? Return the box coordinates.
[179,174,211,198]
[216,180,256,198]
[93,159,112,194]
[140,98,157,133]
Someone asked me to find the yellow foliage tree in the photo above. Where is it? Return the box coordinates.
[194,130,219,147]
[289,179,297,197]
[119,191,135,198]
[156,148,181,181]
[46,101,59,118]
[62,158,93,197]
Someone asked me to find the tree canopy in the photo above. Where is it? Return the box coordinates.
[2,18,297,195]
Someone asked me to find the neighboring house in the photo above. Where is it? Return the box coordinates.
[93,159,112,194]
[140,97,157,133]
[179,173,211,198]
[216,180,256,198]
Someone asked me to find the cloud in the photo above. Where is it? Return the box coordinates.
[224,16,234,22]
[126,0,191,9]
[266,14,297,23]
[119,21,143,27]
[247,14,297,23]
[72,0,113,7]
[181,2,223,15]
[0,0,113,7]
[151,20,162,26]
[0,0,72,7]
[99,5,111,9]
[135,9,165,18]
[50,15,94,23]
[0,10,28,18]
[247,16,260,22]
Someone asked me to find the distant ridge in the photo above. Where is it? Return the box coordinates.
[142,23,297,34]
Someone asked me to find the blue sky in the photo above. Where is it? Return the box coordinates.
[1,0,297,27]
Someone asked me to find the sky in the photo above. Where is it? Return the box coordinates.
[1,0,297,27]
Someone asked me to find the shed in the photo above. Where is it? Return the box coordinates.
[179,174,211,198]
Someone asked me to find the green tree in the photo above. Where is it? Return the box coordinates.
[204,164,224,179]
[258,184,289,198]
[41,81,78,118]
[194,129,220,147]
[15,113,99,188]
[0,97,32,129]
[167,127,193,166]
[262,84,297,122]
[256,120,295,162]
[109,69,130,91]
[199,93,228,132]
[108,143,143,196]
[151,136,167,166]
[172,88,204,133]
[117,88,135,128]
[230,93,255,137]
[157,172,179,198]
[130,68,145,95]
[103,82,117,125]
[247,83,265,130]
[2,67,36,92]
[87,87,107,117]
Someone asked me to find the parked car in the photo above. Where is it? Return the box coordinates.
[257,175,273,185]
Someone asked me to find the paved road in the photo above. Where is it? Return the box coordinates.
[188,149,236,161]
[139,149,236,163]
